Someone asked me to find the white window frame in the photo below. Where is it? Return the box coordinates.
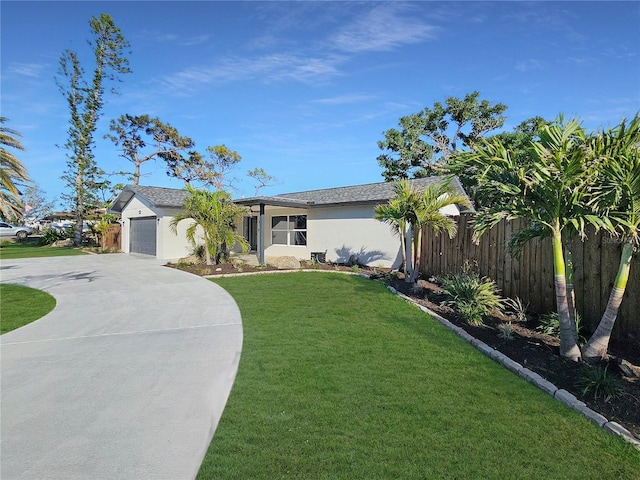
[271,214,307,246]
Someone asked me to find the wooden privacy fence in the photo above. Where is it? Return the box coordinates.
[420,214,639,342]
[104,224,121,250]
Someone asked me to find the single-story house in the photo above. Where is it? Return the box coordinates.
[109,177,473,268]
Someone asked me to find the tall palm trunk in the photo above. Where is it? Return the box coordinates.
[399,221,407,277]
[552,229,581,361]
[404,224,414,283]
[564,247,577,329]
[409,225,422,283]
[203,233,213,265]
[582,242,633,363]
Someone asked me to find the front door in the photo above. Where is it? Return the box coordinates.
[243,216,258,251]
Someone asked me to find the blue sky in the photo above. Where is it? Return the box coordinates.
[2,1,639,207]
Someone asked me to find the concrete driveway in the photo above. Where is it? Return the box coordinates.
[0,254,243,480]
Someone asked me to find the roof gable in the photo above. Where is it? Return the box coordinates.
[109,185,189,213]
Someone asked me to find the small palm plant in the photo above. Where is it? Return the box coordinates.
[375,178,470,284]
[440,271,504,325]
[576,364,622,402]
[94,214,117,250]
[170,186,249,265]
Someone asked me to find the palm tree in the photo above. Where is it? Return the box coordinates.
[375,178,469,283]
[0,117,29,220]
[374,180,416,278]
[408,179,471,283]
[375,197,408,276]
[582,114,640,363]
[170,186,249,265]
[468,118,607,361]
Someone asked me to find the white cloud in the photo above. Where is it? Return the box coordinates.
[7,63,48,78]
[515,59,543,72]
[329,4,437,53]
[153,33,210,46]
[312,93,377,105]
[160,53,346,94]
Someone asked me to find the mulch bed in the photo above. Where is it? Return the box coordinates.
[169,261,640,441]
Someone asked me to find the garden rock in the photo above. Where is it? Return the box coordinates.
[178,255,201,265]
[266,256,301,270]
[51,239,74,248]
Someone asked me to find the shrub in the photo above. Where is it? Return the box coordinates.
[536,311,584,342]
[498,322,515,340]
[193,244,206,262]
[455,300,486,326]
[504,296,528,322]
[39,227,64,246]
[576,364,622,403]
[381,271,399,286]
[440,272,503,325]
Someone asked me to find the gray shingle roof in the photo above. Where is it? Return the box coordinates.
[236,176,473,211]
[110,177,473,213]
[109,185,190,213]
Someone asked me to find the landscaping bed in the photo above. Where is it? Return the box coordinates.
[171,261,639,441]
[388,275,640,441]
[170,260,383,276]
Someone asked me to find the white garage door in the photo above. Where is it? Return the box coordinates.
[130,217,157,256]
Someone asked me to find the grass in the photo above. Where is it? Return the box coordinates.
[0,284,56,334]
[0,240,87,259]
[197,272,640,479]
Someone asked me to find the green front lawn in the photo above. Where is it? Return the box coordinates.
[198,272,639,479]
[0,240,87,259]
[0,284,56,334]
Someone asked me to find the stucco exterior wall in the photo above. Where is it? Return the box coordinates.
[308,205,401,268]
[119,198,198,262]
[157,208,199,261]
[242,204,402,268]
[119,196,158,255]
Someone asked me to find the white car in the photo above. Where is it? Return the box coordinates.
[0,222,34,239]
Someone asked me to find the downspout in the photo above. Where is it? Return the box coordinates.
[259,203,265,265]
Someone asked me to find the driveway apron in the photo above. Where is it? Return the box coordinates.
[0,254,243,480]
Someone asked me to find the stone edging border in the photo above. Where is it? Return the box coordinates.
[387,286,640,451]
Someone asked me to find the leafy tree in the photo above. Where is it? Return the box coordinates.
[445,116,548,206]
[105,114,195,185]
[0,117,29,220]
[375,179,470,283]
[582,114,640,363]
[163,144,241,190]
[170,186,249,265]
[377,91,507,181]
[21,184,55,222]
[57,14,131,246]
[204,145,242,190]
[467,118,610,361]
[247,167,279,195]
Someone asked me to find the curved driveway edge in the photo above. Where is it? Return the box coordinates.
[1,254,243,480]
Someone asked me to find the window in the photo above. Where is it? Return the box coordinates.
[271,214,307,246]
